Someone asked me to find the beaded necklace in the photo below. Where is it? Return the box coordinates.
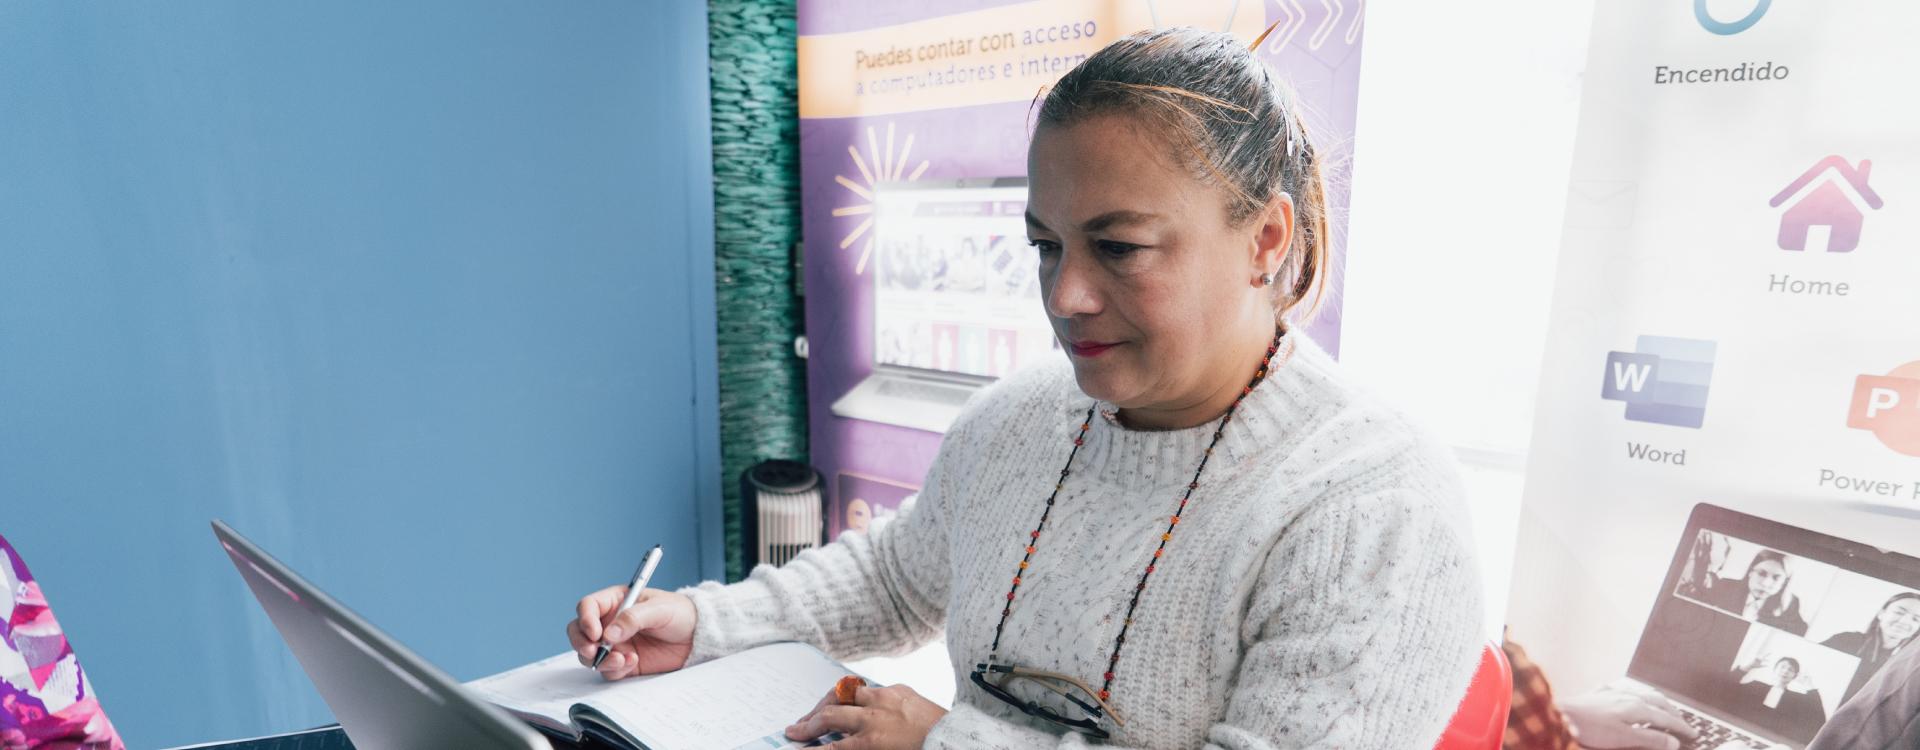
[985,327,1294,704]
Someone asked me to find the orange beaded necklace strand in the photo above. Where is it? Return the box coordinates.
[985,327,1293,704]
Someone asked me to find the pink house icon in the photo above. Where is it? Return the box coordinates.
[1768,156,1884,253]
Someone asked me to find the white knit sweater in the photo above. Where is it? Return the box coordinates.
[682,336,1484,748]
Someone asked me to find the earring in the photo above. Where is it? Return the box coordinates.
[1259,272,1274,287]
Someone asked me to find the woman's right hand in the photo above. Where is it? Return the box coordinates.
[1737,654,1773,680]
[565,586,697,681]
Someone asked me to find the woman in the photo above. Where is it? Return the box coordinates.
[1730,657,1826,739]
[1822,592,1920,702]
[1809,627,1920,750]
[1708,550,1808,635]
[566,28,1482,748]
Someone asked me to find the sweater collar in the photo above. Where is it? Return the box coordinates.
[1065,333,1334,489]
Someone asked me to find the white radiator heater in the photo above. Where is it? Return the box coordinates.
[742,460,825,568]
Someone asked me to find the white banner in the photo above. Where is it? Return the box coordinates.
[1508,1,1920,747]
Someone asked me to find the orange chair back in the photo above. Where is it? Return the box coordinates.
[1435,642,1513,750]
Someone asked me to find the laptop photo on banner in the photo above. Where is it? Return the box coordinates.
[830,177,1058,434]
[1624,503,1920,749]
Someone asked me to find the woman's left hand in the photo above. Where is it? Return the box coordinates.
[784,682,947,750]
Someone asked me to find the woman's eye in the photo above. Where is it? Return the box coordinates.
[1097,240,1141,256]
[1028,239,1061,254]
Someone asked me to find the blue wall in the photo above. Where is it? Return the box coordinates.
[0,2,720,746]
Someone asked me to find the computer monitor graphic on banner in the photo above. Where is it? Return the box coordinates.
[832,178,1058,434]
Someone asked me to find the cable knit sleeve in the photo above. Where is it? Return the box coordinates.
[924,487,1484,749]
[677,413,978,666]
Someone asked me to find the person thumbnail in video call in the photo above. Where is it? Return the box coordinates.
[1661,528,1920,744]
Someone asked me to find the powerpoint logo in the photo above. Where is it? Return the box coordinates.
[1695,0,1770,35]
[1601,336,1717,428]
[1848,361,1920,457]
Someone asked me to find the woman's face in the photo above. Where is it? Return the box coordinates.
[1748,559,1788,599]
[1878,598,1920,644]
[1025,115,1280,412]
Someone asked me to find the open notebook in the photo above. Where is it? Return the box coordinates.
[466,642,853,750]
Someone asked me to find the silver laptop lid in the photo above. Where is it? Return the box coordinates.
[212,520,547,750]
[1627,503,1920,747]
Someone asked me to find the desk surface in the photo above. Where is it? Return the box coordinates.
[162,642,954,749]
[161,725,352,750]
[161,725,587,750]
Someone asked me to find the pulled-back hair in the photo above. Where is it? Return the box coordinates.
[1035,27,1331,321]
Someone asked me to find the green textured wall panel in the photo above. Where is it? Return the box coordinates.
[708,0,807,582]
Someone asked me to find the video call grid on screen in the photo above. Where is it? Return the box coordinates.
[870,180,1057,380]
[1628,503,1920,747]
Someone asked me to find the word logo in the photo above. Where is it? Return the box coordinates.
[1769,156,1884,253]
[1602,336,1717,428]
[1848,361,1920,457]
[1695,0,1771,35]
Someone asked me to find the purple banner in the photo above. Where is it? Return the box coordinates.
[798,1,1366,535]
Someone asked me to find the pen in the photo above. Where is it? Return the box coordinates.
[592,544,663,670]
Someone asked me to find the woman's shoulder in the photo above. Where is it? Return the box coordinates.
[1708,580,1748,606]
[944,357,1084,445]
[1270,336,1443,449]
[1262,336,1463,497]
[1822,630,1867,650]
[1234,336,1478,554]
[1771,596,1809,626]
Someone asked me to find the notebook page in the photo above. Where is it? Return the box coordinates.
[580,642,849,750]
[465,652,619,737]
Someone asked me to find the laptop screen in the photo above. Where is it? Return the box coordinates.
[869,179,1057,379]
[1628,503,1920,747]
